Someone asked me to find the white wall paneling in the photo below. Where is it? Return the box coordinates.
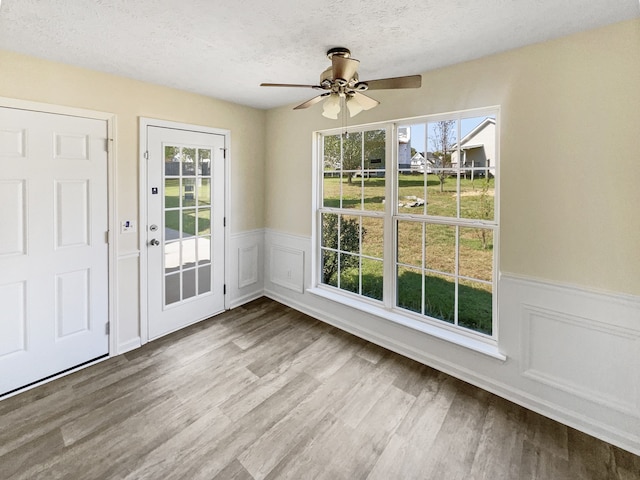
[229,230,264,309]
[263,229,640,455]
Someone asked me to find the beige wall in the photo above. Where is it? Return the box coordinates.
[0,49,266,246]
[265,19,640,296]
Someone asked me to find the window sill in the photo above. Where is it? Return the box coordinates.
[307,287,506,362]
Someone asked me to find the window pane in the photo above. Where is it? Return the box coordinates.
[197,210,210,235]
[459,227,493,281]
[342,131,362,173]
[183,269,196,300]
[426,170,457,217]
[165,210,179,239]
[362,174,385,212]
[164,179,179,208]
[198,179,211,206]
[182,237,197,269]
[340,215,360,254]
[182,147,196,175]
[321,213,339,249]
[182,178,196,207]
[321,248,338,287]
[198,149,211,176]
[165,273,180,305]
[397,266,422,314]
[323,173,340,208]
[425,224,455,274]
[364,129,386,170]
[362,216,384,259]
[323,134,342,170]
[198,236,211,265]
[398,173,425,215]
[182,209,196,237]
[164,146,181,176]
[458,279,492,335]
[427,119,458,217]
[424,273,455,323]
[164,240,180,274]
[460,175,494,221]
[341,173,361,209]
[362,258,383,301]
[397,221,422,268]
[198,265,211,294]
[339,253,359,294]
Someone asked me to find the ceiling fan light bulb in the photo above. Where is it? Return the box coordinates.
[322,94,341,119]
[346,96,364,117]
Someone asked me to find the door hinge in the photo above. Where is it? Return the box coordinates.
[144,151,149,160]
[223,217,226,227]
[223,284,226,295]
[220,147,227,159]
[105,231,109,243]
[105,323,110,335]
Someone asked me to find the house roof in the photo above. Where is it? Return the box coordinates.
[0,1,637,109]
[457,118,496,147]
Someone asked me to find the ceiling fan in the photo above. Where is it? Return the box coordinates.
[260,47,421,119]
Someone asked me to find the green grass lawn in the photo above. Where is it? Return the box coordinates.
[322,173,494,334]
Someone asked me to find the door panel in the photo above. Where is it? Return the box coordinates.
[0,107,109,396]
[147,126,225,339]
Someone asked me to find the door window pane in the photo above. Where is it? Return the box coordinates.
[197,210,211,235]
[182,147,196,175]
[198,236,211,265]
[198,149,211,176]
[198,265,211,294]
[165,179,179,208]
[182,178,196,207]
[181,209,196,237]
[164,241,180,274]
[198,179,211,206]
[182,269,196,300]
[165,273,180,305]
[164,145,181,176]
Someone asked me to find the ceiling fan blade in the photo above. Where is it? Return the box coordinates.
[361,75,422,90]
[352,92,379,110]
[332,56,359,81]
[260,83,323,89]
[293,94,329,110]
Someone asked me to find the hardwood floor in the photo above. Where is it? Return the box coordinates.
[1,297,638,479]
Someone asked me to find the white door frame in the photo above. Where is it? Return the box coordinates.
[138,117,230,345]
[0,96,118,361]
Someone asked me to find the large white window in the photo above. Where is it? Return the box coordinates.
[314,108,499,340]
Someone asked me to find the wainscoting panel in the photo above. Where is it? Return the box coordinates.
[522,304,639,417]
[229,230,264,309]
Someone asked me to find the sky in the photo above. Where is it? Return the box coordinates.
[407,116,494,154]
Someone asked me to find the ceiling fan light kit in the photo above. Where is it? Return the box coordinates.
[261,47,422,120]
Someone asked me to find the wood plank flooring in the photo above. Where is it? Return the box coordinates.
[1,297,638,479]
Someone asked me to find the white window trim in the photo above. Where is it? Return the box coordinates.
[311,107,503,360]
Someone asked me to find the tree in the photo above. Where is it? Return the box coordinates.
[429,120,456,192]
[323,130,385,184]
[321,214,366,286]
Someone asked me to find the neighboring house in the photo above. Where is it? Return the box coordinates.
[451,117,496,177]
[410,151,438,174]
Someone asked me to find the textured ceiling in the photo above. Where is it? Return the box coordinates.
[0,0,638,110]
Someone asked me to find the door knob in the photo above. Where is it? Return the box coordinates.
[149,239,160,246]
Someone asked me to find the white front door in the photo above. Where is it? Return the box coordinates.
[146,126,226,339]
[0,107,109,396]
